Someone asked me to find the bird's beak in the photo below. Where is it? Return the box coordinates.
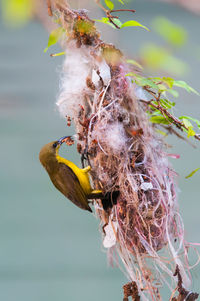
[58,136,72,145]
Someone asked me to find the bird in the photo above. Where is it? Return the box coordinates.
[39,136,103,212]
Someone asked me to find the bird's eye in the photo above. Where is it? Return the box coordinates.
[53,142,58,148]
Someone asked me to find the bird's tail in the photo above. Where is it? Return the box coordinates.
[87,191,120,211]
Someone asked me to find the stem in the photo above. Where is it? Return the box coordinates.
[110,9,136,13]
[46,0,53,16]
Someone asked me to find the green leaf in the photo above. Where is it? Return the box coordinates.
[112,18,123,28]
[118,0,124,3]
[140,44,170,69]
[152,17,187,47]
[181,118,195,137]
[1,0,33,27]
[179,116,200,129]
[126,59,143,70]
[160,98,175,109]
[104,0,114,10]
[50,52,66,57]
[181,118,193,128]
[127,73,158,90]
[187,127,196,137]
[173,80,199,95]
[148,76,175,93]
[167,89,179,98]
[140,44,187,75]
[156,129,168,136]
[186,167,200,179]
[121,20,149,31]
[44,27,65,53]
[95,17,122,29]
[126,72,138,77]
[157,83,168,92]
[150,115,170,125]
[162,77,174,89]
[139,78,158,89]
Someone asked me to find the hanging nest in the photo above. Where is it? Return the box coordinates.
[48,1,198,300]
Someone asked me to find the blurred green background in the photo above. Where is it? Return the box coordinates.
[0,0,200,300]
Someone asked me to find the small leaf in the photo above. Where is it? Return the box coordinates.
[126,72,139,77]
[118,0,124,4]
[126,59,143,69]
[95,17,122,29]
[127,73,159,90]
[181,118,195,137]
[104,0,114,10]
[152,17,187,47]
[156,129,168,136]
[139,78,158,89]
[173,80,199,95]
[150,115,170,125]
[167,89,179,98]
[50,52,66,57]
[150,76,162,82]
[162,77,174,89]
[44,27,65,53]
[140,44,187,75]
[160,98,175,109]
[181,118,193,128]
[187,127,196,138]
[121,20,149,31]
[179,116,200,129]
[186,167,200,179]
[112,18,123,28]
[157,83,168,92]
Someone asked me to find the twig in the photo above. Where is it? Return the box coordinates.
[123,282,140,301]
[173,265,199,301]
[46,0,53,16]
[110,9,136,13]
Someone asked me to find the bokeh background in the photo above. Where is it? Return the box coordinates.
[0,0,200,300]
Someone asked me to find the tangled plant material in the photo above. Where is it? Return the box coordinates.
[48,1,199,300]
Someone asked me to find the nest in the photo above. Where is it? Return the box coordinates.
[50,1,195,299]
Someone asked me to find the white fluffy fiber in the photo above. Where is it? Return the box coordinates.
[57,45,112,118]
[56,47,91,117]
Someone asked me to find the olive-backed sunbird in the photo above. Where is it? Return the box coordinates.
[39,136,103,212]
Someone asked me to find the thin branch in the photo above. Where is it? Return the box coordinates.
[110,9,136,13]
[46,0,53,16]
[95,0,107,13]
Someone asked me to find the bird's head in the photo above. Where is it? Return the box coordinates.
[39,136,71,168]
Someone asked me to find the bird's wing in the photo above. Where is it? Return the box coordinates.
[51,163,92,212]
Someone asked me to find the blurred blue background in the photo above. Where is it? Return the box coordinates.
[0,0,200,300]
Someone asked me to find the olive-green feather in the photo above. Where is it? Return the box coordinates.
[39,139,100,212]
[50,163,92,212]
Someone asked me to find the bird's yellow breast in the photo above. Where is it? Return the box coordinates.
[56,152,92,195]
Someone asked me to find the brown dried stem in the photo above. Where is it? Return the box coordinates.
[172,265,199,301]
[123,282,140,301]
[46,0,53,16]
